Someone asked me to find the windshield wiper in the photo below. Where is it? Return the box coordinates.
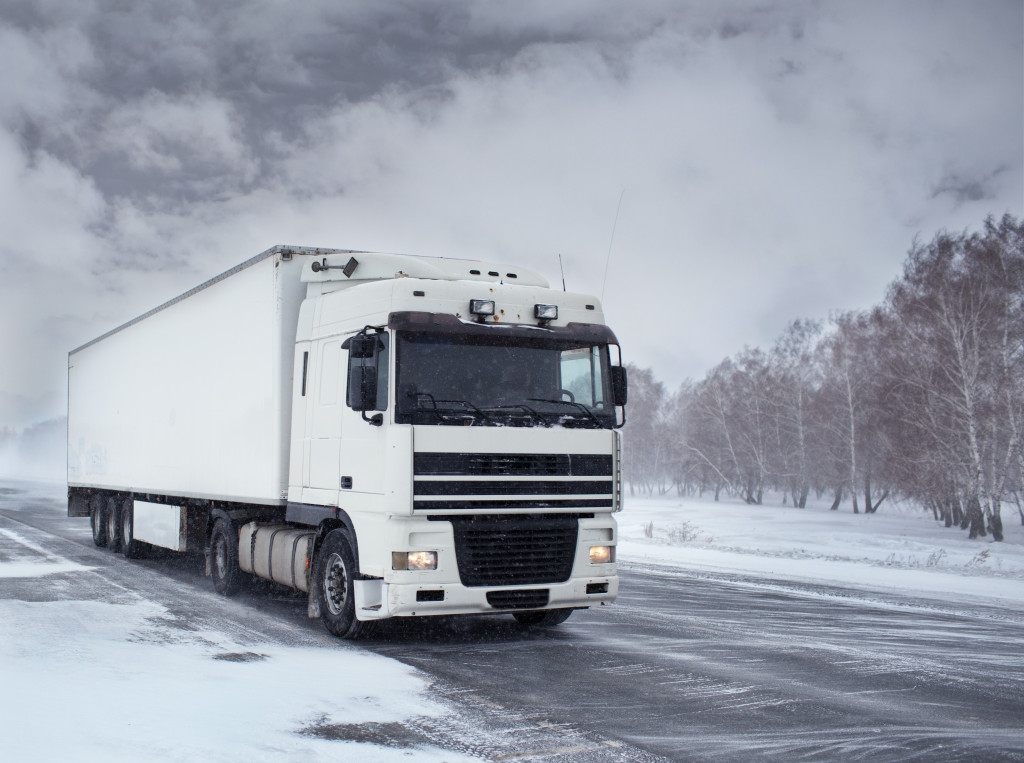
[486,404,552,427]
[527,398,603,427]
[406,391,496,425]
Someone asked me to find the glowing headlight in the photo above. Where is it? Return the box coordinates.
[392,551,438,571]
[589,545,615,564]
[469,299,495,316]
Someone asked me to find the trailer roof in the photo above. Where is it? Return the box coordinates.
[70,245,551,355]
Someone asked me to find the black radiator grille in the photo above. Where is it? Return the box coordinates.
[486,589,550,610]
[449,514,579,587]
[413,452,615,512]
[415,480,613,496]
[415,452,612,477]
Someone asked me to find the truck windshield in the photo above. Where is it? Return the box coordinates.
[395,331,615,428]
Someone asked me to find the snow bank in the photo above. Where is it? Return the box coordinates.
[618,493,1024,608]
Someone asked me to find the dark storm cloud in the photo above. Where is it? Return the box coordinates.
[5,0,628,198]
[0,0,1020,431]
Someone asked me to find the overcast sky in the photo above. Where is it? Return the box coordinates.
[0,0,1021,431]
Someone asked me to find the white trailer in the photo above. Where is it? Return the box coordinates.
[68,245,627,637]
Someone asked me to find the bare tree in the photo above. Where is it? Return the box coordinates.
[617,215,1022,541]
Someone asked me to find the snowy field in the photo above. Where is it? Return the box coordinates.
[2,480,1023,761]
[618,491,1024,609]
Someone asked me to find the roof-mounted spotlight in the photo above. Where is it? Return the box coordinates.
[534,304,558,324]
[470,299,495,322]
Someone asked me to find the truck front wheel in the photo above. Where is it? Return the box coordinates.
[210,519,241,596]
[513,609,573,627]
[315,529,371,639]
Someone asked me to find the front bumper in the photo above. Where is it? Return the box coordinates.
[353,571,618,620]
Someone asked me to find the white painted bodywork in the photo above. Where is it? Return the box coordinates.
[68,250,308,504]
[69,246,622,620]
[132,500,186,551]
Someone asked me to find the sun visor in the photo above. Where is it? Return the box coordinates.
[388,311,619,344]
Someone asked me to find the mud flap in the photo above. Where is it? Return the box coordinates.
[307,581,321,618]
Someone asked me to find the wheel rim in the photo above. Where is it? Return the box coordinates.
[122,510,131,544]
[107,508,117,542]
[323,552,348,616]
[92,509,101,538]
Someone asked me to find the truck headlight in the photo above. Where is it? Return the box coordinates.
[392,551,438,571]
[589,545,615,564]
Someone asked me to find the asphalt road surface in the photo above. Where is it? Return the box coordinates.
[3,482,1023,761]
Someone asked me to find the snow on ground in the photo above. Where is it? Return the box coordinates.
[4,479,1024,760]
[0,482,476,763]
[618,490,1024,609]
[0,598,475,762]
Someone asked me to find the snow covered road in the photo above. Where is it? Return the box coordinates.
[2,481,1023,761]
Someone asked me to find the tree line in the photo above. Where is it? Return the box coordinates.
[622,214,1023,541]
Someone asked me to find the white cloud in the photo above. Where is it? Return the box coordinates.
[99,91,253,176]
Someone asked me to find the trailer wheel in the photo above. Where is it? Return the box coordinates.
[90,496,107,547]
[105,497,121,552]
[120,497,144,559]
[315,529,371,639]
[210,519,241,596]
[513,609,573,627]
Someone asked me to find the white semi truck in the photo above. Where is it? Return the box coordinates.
[67,245,627,637]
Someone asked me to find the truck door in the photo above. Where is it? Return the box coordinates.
[339,331,389,500]
[304,337,344,501]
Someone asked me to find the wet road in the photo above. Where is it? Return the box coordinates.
[3,482,1023,761]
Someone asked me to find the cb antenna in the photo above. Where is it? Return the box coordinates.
[601,189,626,302]
[558,253,566,291]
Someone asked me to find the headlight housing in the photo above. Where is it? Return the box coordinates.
[392,551,438,571]
[534,303,558,321]
[469,299,495,316]
[589,545,615,564]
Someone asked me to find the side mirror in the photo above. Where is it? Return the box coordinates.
[611,366,628,407]
[347,363,378,411]
[343,331,384,422]
[345,334,377,360]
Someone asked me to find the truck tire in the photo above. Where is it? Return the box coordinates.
[513,609,573,627]
[315,529,371,639]
[105,496,121,553]
[90,495,107,547]
[120,497,144,559]
[210,519,241,596]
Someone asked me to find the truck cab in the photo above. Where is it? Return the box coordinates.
[286,252,626,633]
